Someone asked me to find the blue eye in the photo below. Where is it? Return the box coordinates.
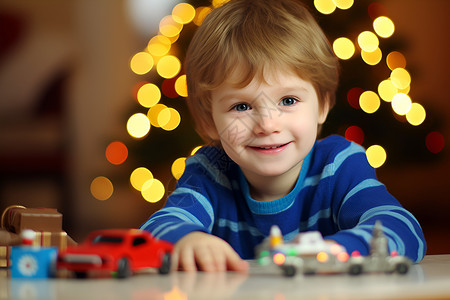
[281,97,297,106]
[233,103,251,111]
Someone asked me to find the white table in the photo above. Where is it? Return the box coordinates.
[2,255,450,300]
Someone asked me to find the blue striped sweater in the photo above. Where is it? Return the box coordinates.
[141,135,426,262]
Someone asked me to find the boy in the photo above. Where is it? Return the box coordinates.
[141,0,426,272]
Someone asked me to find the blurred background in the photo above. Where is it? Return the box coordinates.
[0,0,449,255]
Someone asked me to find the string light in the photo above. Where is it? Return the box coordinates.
[357,31,379,52]
[91,176,114,201]
[406,103,426,126]
[137,83,161,108]
[391,93,412,116]
[314,0,336,15]
[147,35,171,57]
[171,157,186,180]
[361,47,382,65]
[333,37,355,60]
[373,16,395,38]
[130,52,154,75]
[130,167,153,191]
[359,91,380,114]
[127,113,151,139]
[157,55,181,79]
[147,103,168,127]
[378,79,398,102]
[105,141,128,165]
[390,68,411,90]
[172,3,196,24]
[141,179,165,203]
[366,145,387,168]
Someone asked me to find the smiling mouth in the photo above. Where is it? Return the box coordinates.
[250,142,290,150]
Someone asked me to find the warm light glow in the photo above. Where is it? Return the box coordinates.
[141,178,165,203]
[130,52,154,75]
[158,107,181,131]
[171,157,186,180]
[426,132,445,154]
[347,87,363,109]
[373,16,395,38]
[386,51,406,70]
[378,79,398,102]
[212,0,230,7]
[337,252,349,262]
[357,31,379,52]
[273,253,286,265]
[361,47,382,65]
[333,37,355,60]
[157,55,181,79]
[333,0,353,10]
[105,141,128,165]
[159,15,183,38]
[127,113,151,138]
[191,146,202,156]
[316,252,329,263]
[314,0,336,14]
[390,68,411,90]
[406,103,426,126]
[172,3,196,24]
[137,83,161,108]
[392,93,412,115]
[175,75,188,97]
[193,6,212,26]
[130,167,153,191]
[147,103,168,127]
[345,126,364,145]
[147,35,171,57]
[91,176,113,201]
[359,91,380,114]
[366,145,387,168]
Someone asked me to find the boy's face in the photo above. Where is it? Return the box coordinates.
[209,68,329,183]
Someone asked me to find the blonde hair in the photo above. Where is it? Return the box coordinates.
[185,0,339,143]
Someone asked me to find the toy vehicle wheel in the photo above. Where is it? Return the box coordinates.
[282,265,297,277]
[158,253,171,274]
[74,271,87,279]
[395,262,409,274]
[117,257,132,279]
[349,264,363,275]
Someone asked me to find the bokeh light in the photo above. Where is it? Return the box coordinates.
[161,77,179,98]
[130,52,154,75]
[386,51,406,70]
[158,107,181,131]
[345,126,364,145]
[359,91,380,114]
[172,3,196,24]
[191,146,202,156]
[171,157,186,180]
[333,37,355,60]
[361,47,382,65]
[391,93,412,115]
[105,141,128,165]
[390,68,411,90]
[175,75,188,97]
[314,0,336,15]
[366,145,387,168]
[193,6,212,26]
[373,16,395,38]
[130,167,153,191]
[147,35,171,57]
[159,15,183,38]
[91,176,113,201]
[406,103,426,126]
[333,0,354,10]
[147,103,168,127]
[357,31,379,52]
[426,132,445,153]
[212,0,230,7]
[157,55,181,79]
[127,113,151,138]
[137,83,161,108]
[141,179,165,203]
[378,79,398,102]
[347,87,363,109]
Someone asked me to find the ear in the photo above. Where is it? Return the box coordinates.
[318,95,331,125]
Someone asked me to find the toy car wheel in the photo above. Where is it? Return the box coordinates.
[349,264,363,275]
[158,253,171,275]
[117,257,132,279]
[74,271,87,279]
[395,262,409,274]
[282,265,297,277]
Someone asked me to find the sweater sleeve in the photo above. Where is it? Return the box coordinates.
[323,141,426,263]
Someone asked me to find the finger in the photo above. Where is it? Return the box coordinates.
[224,247,249,272]
[194,246,217,272]
[178,247,197,272]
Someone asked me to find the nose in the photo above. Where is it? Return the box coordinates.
[252,106,281,135]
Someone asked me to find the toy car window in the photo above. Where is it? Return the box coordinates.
[132,237,147,247]
[92,236,123,244]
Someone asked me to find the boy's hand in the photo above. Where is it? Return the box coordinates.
[172,231,249,272]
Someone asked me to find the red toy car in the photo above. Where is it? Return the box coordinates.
[57,229,173,278]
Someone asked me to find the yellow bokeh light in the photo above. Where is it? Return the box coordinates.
[359,91,380,114]
[130,167,153,191]
[157,55,181,79]
[159,15,183,38]
[392,93,412,116]
[171,157,186,180]
[147,35,171,57]
[212,0,230,7]
[90,176,113,201]
[127,113,151,139]
[172,3,196,24]
[366,145,387,168]
[406,103,426,126]
[357,31,379,53]
[361,47,382,65]
[333,0,353,10]
[373,16,395,38]
[191,146,202,156]
[378,79,398,102]
[386,51,406,71]
[314,0,336,14]
[137,83,161,108]
[158,107,181,131]
[175,75,188,97]
[130,52,154,75]
[141,178,165,203]
[333,37,355,60]
[193,6,212,26]
[390,68,411,90]
[147,103,168,127]
[316,252,329,263]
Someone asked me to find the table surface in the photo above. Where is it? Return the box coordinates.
[1,254,450,300]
